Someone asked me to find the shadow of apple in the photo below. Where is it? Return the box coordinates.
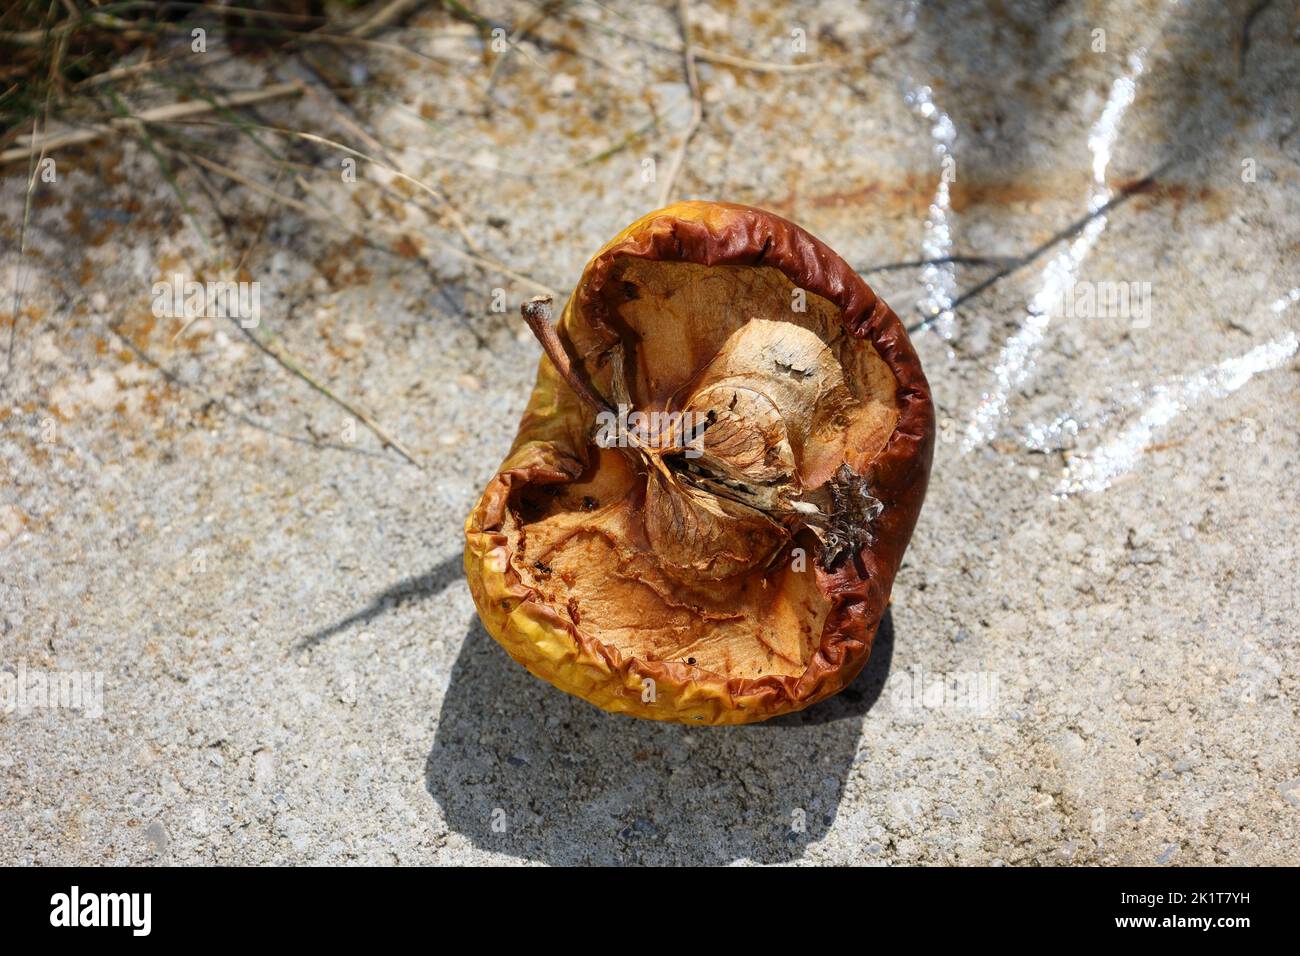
[424,609,893,864]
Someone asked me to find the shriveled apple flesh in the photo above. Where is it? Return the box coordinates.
[507,260,901,681]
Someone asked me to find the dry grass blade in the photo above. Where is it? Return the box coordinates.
[482,0,562,105]
[0,82,305,164]
[696,45,884,75]
[80,110,424,465]
[291,70,483,252]
[73,50,234,90]
[544,2,882,75]
[655,0,702,209]
[237,320,423,468]
[4,18,61,385]
[348,0,431,38]
[158,106,489,260]
[175,148,558,296]
[214,113,481,255]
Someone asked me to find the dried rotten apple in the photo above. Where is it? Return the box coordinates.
[464,201,933,724]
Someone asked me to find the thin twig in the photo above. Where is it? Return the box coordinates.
[0,9,449,65]
[0,5,322,44]
[695,45,882,75]
[105,87,214,255]
[655,0,702,209]
[4,31,59,384]
[104,131,420,464]
[161,107,483,256]
[906,159,1178,335]
[1238,0,1275,77]
[169,111,481,253]
[172,161,289,345]
[539,1,883,75]
[109,321,392,463]
[0,10,139,46]
[72,49,231,90]
[0,81,304,164]
[165,137,526,340]
[385,116,660,179]
[274,78,483,254]
[177,148,558,297]
[858,254,1021,274]
[349,0,430,38]
[439,0,625,74]
[235,319,422,468]
[482,0,559,105]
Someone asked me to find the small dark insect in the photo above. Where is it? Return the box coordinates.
[582,495,598,511]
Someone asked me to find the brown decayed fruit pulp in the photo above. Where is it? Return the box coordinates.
[464,201,934,724]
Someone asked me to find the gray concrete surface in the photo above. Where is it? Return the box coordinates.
[1,0,1298,865]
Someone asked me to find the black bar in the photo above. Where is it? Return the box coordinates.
[1,865,1288,940]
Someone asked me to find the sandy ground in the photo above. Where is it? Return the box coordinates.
[2,0,1298,865]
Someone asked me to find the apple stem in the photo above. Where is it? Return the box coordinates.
[520,296,617,417]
